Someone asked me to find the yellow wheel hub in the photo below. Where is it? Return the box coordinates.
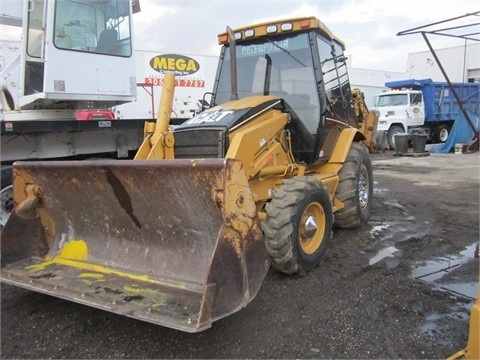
[299,202,326,254]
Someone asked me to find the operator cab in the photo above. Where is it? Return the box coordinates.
[212,17,356,163]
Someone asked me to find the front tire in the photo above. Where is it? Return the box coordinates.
[261,177,333,275]
[334,142,373,229]
[387,125,404,150]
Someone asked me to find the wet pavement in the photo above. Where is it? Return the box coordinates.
[1,150,479,359]
[413,242,478,299]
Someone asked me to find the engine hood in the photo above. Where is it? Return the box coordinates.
[176,95,284,131]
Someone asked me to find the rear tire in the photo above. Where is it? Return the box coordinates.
[433,124,449,143]
[261,177,333,275]
[334,142,373,229]
[387,125,404,150]
[0,166,13,228]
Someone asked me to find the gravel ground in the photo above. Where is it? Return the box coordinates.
[1,150,479,359]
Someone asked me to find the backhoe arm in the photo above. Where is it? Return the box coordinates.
[134,72,176,160]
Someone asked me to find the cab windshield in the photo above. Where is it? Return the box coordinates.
[214,33,321,133]
[53,0,132,56]
[375,94,409,107]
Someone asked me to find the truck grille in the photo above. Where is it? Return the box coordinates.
[173,127,228,159]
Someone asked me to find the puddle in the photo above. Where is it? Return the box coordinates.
[422,312,442,339]
[412,243,479,299]
[415,243,478,343]
[370,224,390,237]
[421,310,470,345]
[373,183,388,194]
[369,246,399,266]
[383,199,405,210]
[369,218,430,243]
[413,181,441,187]
[439,283,478,299]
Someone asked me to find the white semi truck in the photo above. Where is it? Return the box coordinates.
[0,0,146,226]
[0,0,216,226]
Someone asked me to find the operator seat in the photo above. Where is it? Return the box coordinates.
[96,29,118,54]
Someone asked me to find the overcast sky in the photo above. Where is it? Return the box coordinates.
[132,0,479,72]
[1,0,477,73]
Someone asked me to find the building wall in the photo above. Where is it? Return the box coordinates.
[406,44,480,82]
[347,44,480,108]
[348,67,408,108]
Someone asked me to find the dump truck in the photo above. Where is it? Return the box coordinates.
[373,78,480,149]
[0,0,144,226]
[1,16,373,333]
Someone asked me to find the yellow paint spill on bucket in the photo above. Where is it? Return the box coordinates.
[59,240,88,261]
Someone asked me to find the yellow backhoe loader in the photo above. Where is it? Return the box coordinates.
[1,17,373,333]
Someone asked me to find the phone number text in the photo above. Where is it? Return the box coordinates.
[145,78,205,87]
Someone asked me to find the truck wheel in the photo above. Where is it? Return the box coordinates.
[434,124,449,143]
[261,177,333,275]
[387,126,404,150]
[0,166,13,228]
[334,142,373,229]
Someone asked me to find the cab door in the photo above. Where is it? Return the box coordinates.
[407,92,425,127]
[21,0,47,99]
[20,0,137,109]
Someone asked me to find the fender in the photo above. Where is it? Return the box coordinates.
[328,127,365,164]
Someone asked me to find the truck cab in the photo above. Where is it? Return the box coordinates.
[0,0,139,119]
[374,89,426,149]
[0,0,143,227]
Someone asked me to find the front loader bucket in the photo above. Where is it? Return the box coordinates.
[1,158,269,332]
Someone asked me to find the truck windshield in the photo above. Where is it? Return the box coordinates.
[53,0,132,56]
[375,94,408,107]
[214,32,321,133]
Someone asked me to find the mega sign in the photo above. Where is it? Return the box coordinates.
[149,54,200,76]
[145,54,205,87]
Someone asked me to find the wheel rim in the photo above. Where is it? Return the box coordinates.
[439,128,449,142]
[0,185,14,227]
[358,164,370,210]
[299,202,326,254]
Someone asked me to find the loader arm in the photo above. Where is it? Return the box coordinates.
[134,72,176,160]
